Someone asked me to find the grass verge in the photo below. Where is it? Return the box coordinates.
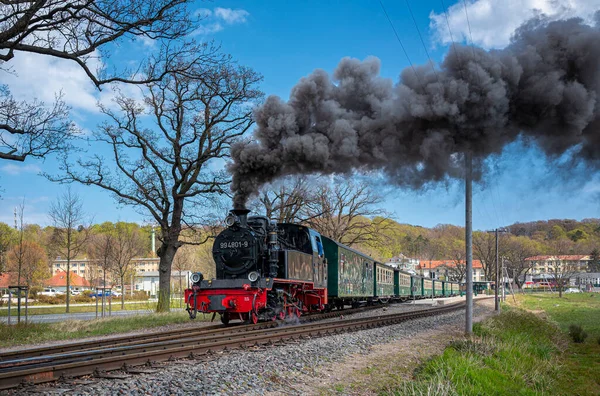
[385,308,567,395]
[0,299,188,316]
[0,311,209,348]
[512,293,600,395]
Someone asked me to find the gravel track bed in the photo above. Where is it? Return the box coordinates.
[7,300,492,395]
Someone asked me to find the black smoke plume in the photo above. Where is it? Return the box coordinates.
[230,16,600,209]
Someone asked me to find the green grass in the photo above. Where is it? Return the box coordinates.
[328,293,600,395]
[0,311,209,348]
[513,293,600,395]
[0,298,188,316]
[388,308,567,395]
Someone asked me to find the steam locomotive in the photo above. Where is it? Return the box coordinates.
[184,209,459,324]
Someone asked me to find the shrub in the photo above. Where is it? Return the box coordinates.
[29,286,43,298]
[37,295,66,305]
[125,291,150,301]
[597,336,600,345]
[72,294,94,303]
[568,324,588,343]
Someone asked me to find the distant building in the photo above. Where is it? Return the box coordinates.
[574,272,600,292]
[386,254,419,272]
[133,270,191,298]
[45,270,92,293]
[526,255,590,275]
[51,257,161,283]
[417,259,486,282]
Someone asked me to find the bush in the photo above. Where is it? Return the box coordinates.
[29,286,43,298]
[597,336,600,345]
[125,291,150,301]
[72,294,94,303]
[568,324,588,343]
[36,295,66,305]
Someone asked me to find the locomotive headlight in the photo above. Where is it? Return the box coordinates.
[248,271,260,282]
[190,272,204,284]
[225,214,237,227]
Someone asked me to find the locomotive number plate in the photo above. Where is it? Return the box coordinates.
[220,241,249,249]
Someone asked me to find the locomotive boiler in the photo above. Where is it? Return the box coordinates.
[185,209,328,324]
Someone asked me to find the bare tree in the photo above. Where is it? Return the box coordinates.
[48,187,89,312]
[0,87,75,161]
[548,238,578,298]
[111,223,145,309]
[251,176,312,223]
[448,240,467,282]
[49,53,263,311]
[89,232,114,291]
[11,200,25,287]
[503,235,539,290]
[0,0,201,163]
[7,240,47,299]
[473,231,498,282]
[302,178,390,247]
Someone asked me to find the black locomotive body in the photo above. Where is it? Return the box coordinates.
[185,209,328,324]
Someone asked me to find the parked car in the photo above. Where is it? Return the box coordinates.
[565,288,582,293]
[39,288,63,297]
[90,291,120,298]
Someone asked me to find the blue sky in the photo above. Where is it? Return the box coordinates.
[1,0,599,230]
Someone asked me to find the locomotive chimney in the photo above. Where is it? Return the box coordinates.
[231,208,250,227]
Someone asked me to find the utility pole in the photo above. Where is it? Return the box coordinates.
[465,151,473,334]
[487,228,508,312]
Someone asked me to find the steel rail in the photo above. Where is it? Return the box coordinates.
[0,304,382,363]
[0,300,478,390]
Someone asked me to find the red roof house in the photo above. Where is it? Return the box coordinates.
[45,270,91,291]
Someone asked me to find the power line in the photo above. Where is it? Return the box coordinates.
[378,0,423,90]
[439,0,465,81]
[404,0,440,84]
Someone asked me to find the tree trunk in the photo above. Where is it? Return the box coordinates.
[157,242,178,312]
[66,257,70,313]
[121,275,125,309]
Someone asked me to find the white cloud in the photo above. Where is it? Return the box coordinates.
[0,163,41,176]
[430,0,600,49]
[189,7,249,37]
[214,8,250,24]
[191,22,224,36]
[0,51,102,113]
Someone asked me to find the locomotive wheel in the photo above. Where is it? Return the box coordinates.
[220,313,230,325]
[278,310,286,320]
[250,311,259,324]
[295,307,302,318]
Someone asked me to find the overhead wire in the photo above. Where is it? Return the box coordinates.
[378,0,420,81]
[404,0,440,85]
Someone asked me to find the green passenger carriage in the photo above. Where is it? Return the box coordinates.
[322,235,374,307]
[396,270,412,299]
[423,279,433,297]
[434,280,443,296]
[374,262,395,300]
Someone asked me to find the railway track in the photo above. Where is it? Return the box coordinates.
[0,300,471,391]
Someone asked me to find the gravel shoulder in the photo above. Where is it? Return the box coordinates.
[4,298,495,395]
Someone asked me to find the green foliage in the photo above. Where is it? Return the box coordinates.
[568,324,588,343]
[589,248,600,272]
[567,229,588,242]
[393,308,565,395]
